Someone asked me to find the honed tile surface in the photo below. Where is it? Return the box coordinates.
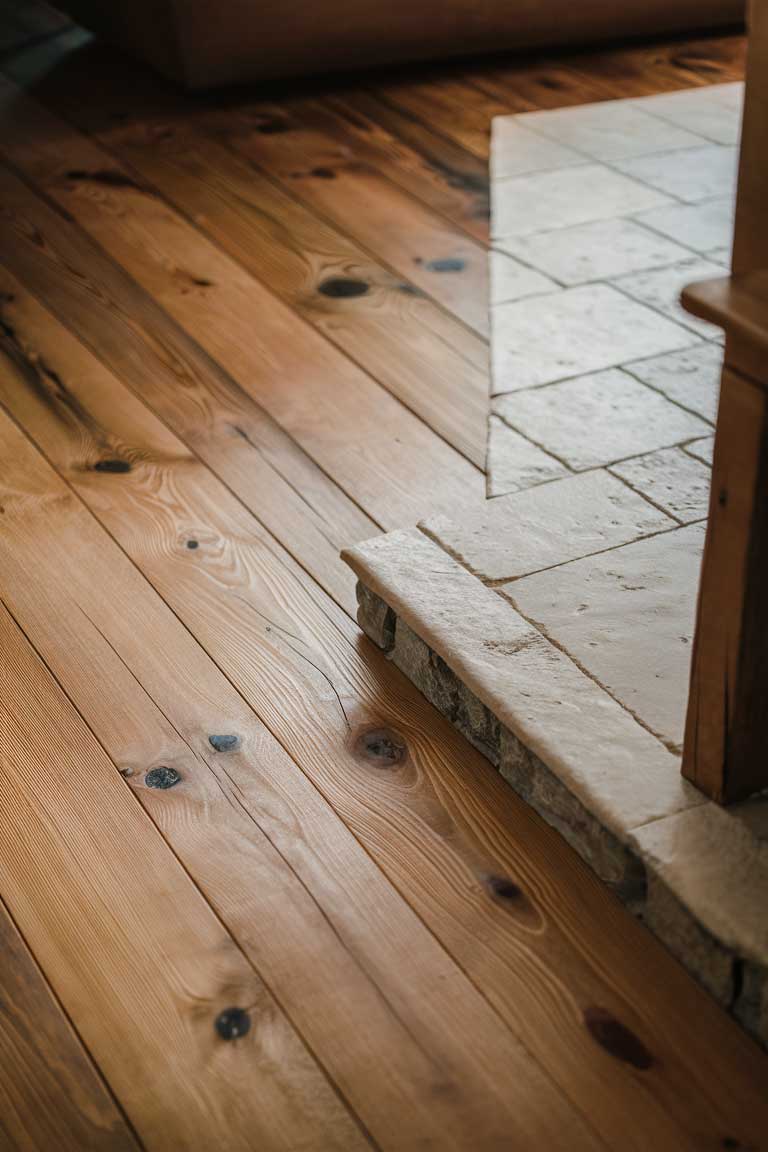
[491,164,670,239]
[515,100,706,160]
[486,415,569,497]
[490,118,585,179]
[506,525,705,750]
[625,342,722,422]
[684,436,715,465]
[636,87,743,145]
[637,198,735,256]
[614,257,729,337]
[492,284,697,392]
[494,369,710,470]
[421,470,672,582]
[498,218,692,286]
[489,249,557,304]
[615,144,738,203]
[610,447,711,523]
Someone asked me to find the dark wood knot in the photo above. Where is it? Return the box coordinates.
[424,257,466,273]
[354,727,406,766]
[145,766,181,790]
[583,1006,654,1070]
[318,277,369,299]
[311,166,336,179]
[93,458,131,473]
[208,734,240,753]
[215,1007,251,1040]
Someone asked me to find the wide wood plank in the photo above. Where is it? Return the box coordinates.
[204,106,490,337]
[0,92,483,533]
[0,601,368,1152]
[33,60,487,465]
[0,899,139,1152]
[0,276,603,1152]
[2,255,767,1152]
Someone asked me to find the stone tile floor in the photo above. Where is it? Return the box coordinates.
[343,83,768,1049]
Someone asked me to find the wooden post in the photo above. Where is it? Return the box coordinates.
[681,0,768,803]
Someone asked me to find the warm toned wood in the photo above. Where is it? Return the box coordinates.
[322,91,490,241]
[0,601,369,1152]
[2,253,768,1152]
[203,100,490,337]
[0,327,604,1152]
[25,60,488,466]
[683,273,768,376]
[732,0,768,276]
[0,898,139,1152]
[374,77,520,160]
[0,96,484,532]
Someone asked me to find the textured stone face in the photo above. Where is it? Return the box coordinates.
[610,447,712,523]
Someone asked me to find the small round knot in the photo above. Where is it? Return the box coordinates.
[354,727,406,766]
[215,1007,251,1040]
[208,734,240,753]
[145,766,181,790]
[318,277,369,299]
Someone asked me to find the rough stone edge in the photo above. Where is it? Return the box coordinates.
[355,578,767,1051]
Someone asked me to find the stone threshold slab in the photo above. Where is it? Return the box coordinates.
[342,530,768,1050]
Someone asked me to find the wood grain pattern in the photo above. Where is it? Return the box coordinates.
[0,899,139,1152]
[0,600,369,1152]
[0,88,484,530]
[36,64,488,465]
[2,255,767,1152]
[0,279,604,1152]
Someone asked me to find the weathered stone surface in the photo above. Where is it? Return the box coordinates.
[490,118,584,179]
[356,581,395,651]
[634,85,742,146]
[494,369,709,470]
[631,803,768,971]
[421,470,672,582]
[498,726,645,902]
[507,524,705,750]
[392,617,458,721]
[684,436,715,465]
[610,447,711,523]
[485,415,569,497]
[492,164,670,240]
[492,284,697,392]
[636,197,735,256]
[498,217,691,286]
[615,143,738,203]
[342,531,699,846]
[614,257,728,338]
[489,249,556,304]
[515,99,704,160]
[625,342,722,423]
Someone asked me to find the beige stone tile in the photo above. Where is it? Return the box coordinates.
[614,257,728,338]
[636,197,735,256]
[625,343,722,423]
[507,524,704,749]
[684,436,714,465]
[494,370,709,470]
[486,415,569,497]
[614,144,738,204]
[497,218,691,286]
[342,529,698,840]
[515,100,706,160]
[610,447,711,523]
[492,283,698,392]
[636,86,743,145]
[489,249,557,304]
[421,469,672,582]
[490,117,585,179]
[491,164,670,239]
[631,802,768,966]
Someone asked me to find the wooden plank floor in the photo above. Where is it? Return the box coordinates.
[1,7,766,1149]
